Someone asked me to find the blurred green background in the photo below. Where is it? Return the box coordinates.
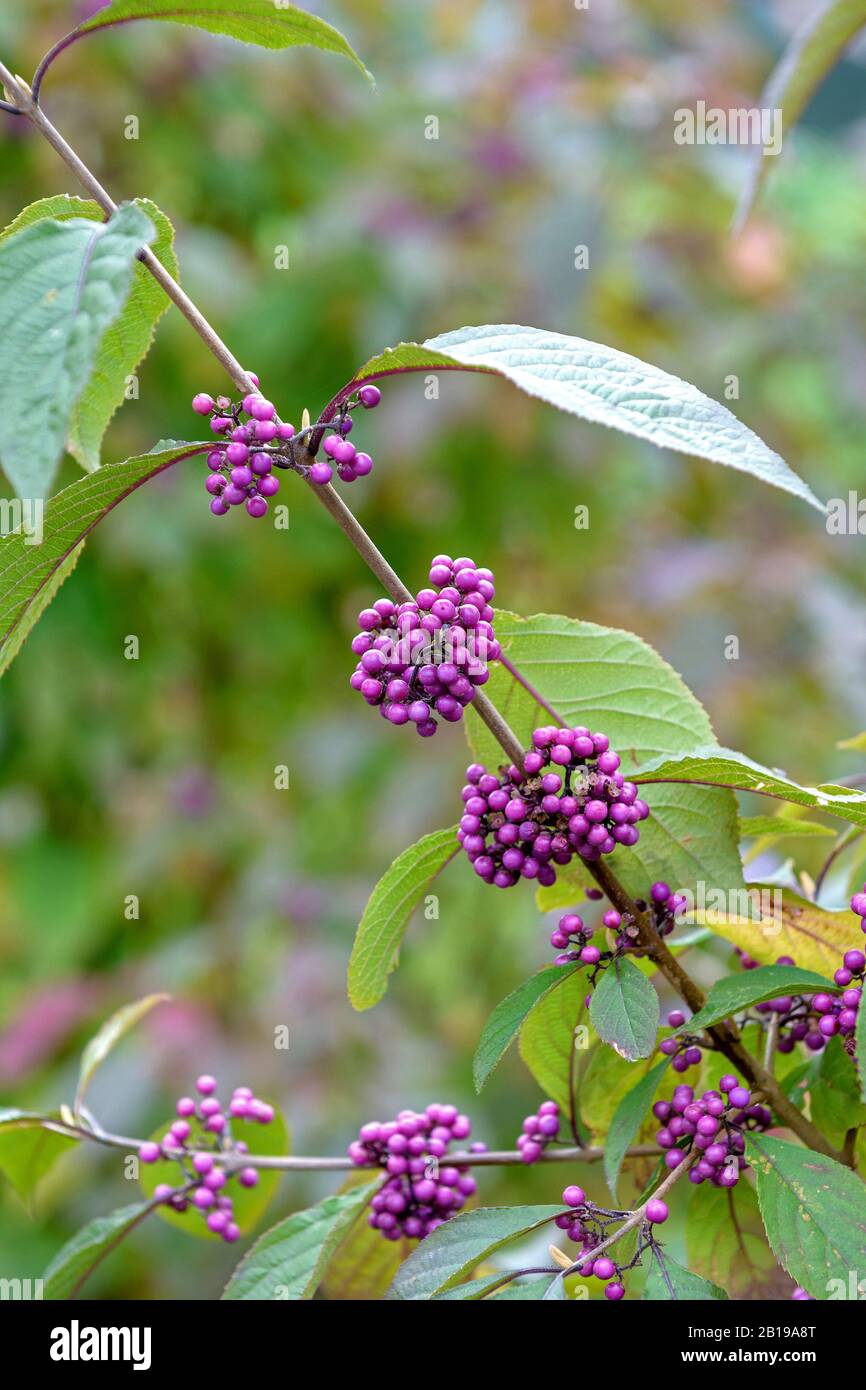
[1,0,866,1297]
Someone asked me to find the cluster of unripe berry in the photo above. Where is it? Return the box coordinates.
[138,1075,271,1242]
[515,1100,561,1163]
[458,727,649,890]
[348,1104,479,1241]
[739,947,864,1054]
[652,1076,770,1188]
[350,556,499,736]
[192,375,290,518]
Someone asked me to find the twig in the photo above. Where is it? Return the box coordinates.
[814,826,863,901]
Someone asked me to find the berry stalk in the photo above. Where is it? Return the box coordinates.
[2,63,841,1162]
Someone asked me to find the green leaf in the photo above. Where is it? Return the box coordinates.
[518,969,588,1115]
[748,1133,866,1299]
[736,1,866,228]
[75,993,169,1116]
[739,814,835,841]
[44,1201,154,1299]
[0,196,178,471]
[589,957,659,1062]
[0,202,155,497]
[644,1249,728,1300]
[70,0,373,84]
[319,1174,409,1300]
[839,731,866,752]
[634,747,866,831]
[0,442,209,674]
[683,964,838,1034]
[386,1205,562,1300]
[347,826,458,1010]
[466,612,745,907]
[0,541,84,680]
[140,1105,289,1238]
[473,965,577,1093]
[604,1057,669,1202]
[222,1180,380,1300]
[580,1044,659,1137]
[809,1037,866,1145]
[0,1111,77,1210]
[347,326,821,510]
[687,1180,786,1298]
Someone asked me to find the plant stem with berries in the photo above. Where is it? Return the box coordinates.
[39,1114,657,1171]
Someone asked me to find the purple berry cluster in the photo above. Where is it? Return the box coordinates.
[138,1074,272,1243]
[348,1104,479,1241]
[554,1186,624,1299]
[652,1075,771,1188]
[458,726,649,891]
[740,948,863,1054]
[659,1009,704,1073]
[193,379,382,506]
[549,882,687,966]
[516,1100,560,1163]
[643,880,689,936]
[549,913,602,966]
[350,555,499,736]
[193,375,291,519]
[314,383,380,484]
[554,1185,669,1300]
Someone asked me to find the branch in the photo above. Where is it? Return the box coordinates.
[37,1117,658,1170]
[562,1145,694,1277]
[0,65,843,1165]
